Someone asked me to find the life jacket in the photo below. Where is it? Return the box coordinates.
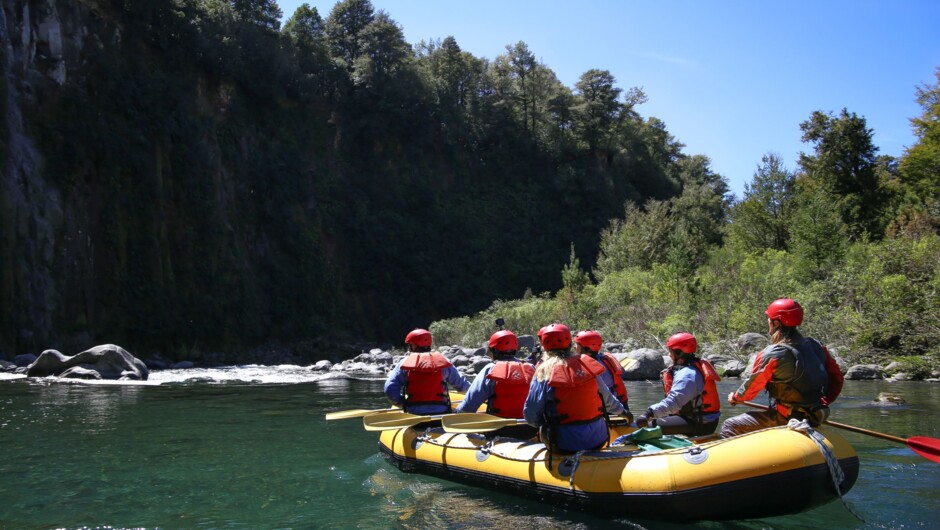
[400,351,452,410]
[767,339,829,416]
[595,352,628,404]
[662,358,721,421]
[486,360,535,418]
[546,354,607,425]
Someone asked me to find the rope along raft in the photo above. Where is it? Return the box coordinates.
[787,418,864,522]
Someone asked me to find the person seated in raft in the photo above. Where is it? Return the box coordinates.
[634,332,721,436]
[573,330,633,417]
[384,328,471,415]
[454,329,538,439]
[523,323,632,452]
[720,299,844,438]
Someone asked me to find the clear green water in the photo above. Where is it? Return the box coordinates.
[0,370,937,529]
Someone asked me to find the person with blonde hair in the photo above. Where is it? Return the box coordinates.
[523,324,630,452]
[719,299,844,438]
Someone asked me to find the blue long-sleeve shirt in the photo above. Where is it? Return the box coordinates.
[454,360,500,414]
[383,356,470,415]
[647,364,720,423]
[523,375,624,452]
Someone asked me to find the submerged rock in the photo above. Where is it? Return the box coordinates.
[871,392,906,406]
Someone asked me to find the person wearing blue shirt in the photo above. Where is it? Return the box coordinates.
[454,330,532,417]
[523,323,630,452]
[635,332,721,436]
[384,329,470,415]
[455,329,537,438]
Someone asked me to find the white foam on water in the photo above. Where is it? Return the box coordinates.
[148,364,347,385]
[2,364,390,386]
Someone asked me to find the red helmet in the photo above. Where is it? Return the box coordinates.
[666,332,697,354]
[539,323,571,350]
[765,298,804,327]
[574,330,603,352]
[404,328,432,348]
[489,330,518,352]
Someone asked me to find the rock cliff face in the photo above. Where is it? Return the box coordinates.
[0,1,343,356]
[1,0,72,353]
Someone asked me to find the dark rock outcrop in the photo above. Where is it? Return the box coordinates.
[26,344,149,380]
[844,364,884,381]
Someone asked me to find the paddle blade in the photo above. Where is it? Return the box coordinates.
[620,357,638,371]
[441,413,526,433]
[325,407,397,420]
[907,436,940,463]
[362,412,433,431]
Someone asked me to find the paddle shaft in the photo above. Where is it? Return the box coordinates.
[325,407,399,420]
[362,412,445,431]
[741,401,908,443]
[326,398,465,420]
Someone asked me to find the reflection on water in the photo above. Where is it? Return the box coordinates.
[365,467,627,530]
[0,367,937,529]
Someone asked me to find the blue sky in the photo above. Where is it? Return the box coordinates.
[278,1,940,198]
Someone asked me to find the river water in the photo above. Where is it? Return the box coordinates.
[0,367,937,529]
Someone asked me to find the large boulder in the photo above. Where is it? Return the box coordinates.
[737,332,768,351]
[719,360,747,378]
[616,348,665,380]
[517,335,537,354]
[845,364,884,380]
[469,355,491,374]
[26,344,149,380]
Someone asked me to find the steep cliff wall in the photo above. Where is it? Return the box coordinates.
[1,0,69,353]
[0,0,343,355]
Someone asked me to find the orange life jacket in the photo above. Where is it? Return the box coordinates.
[596,352,629,403]
[486,360,535,418]
[400,351,452,409]
[546,354,607,425]
[662,358,721,420]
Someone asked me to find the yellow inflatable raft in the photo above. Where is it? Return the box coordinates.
[378,424,859,521]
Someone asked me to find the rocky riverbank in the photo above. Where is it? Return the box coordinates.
[3,333,938,383]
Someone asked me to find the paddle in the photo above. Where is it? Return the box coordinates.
[362,411,443,431]
[441,413,528,433]
[325,407,399,420]
[741,401,940,463]
[327,395,467,420]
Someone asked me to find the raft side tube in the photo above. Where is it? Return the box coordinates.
[377,425,859,522]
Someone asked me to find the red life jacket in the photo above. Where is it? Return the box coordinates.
[486,360,535,418]
[400,351,452,409]
[546,354,607,425]
[662,358,721,419]
[596,352,629,404]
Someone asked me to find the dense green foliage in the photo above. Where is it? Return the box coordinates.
[4,2,937,368]
[433,69,940,373]
[2,0,716,356]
